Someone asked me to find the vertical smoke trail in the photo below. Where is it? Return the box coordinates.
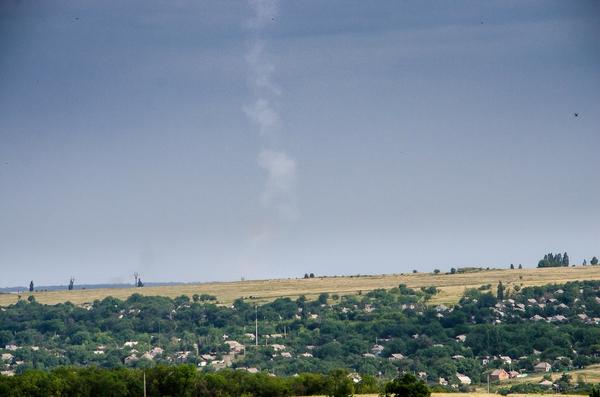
[244,0,298,222]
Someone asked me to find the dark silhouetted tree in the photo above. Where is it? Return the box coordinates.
[137,278,144,288]
[68,278,75,291]
[591,257,599,266]
[510,264,514,269]
[497,282,505,300]
[385,373,431,397]
[29,281,34,292]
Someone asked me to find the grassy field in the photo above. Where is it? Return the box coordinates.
[301,394,585,397]
[500,364,600,386]
[3,265,600,307]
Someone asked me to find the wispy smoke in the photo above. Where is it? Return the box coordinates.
[258,149,297,220]
[244,0,298,221]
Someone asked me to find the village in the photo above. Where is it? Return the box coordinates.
[2,279,599,393]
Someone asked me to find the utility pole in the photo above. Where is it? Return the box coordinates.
[487,373,490,394]
[143,370,147,397]
[255,305,258,346]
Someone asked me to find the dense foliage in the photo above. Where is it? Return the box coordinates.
[2,278,600,391]
[538,252,569,267]
[0,365,378,397]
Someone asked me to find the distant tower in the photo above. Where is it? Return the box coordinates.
[255,305,258,346]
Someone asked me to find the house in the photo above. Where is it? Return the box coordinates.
[348,373,362,383]
[141,352,154,361]
[300,352,313,358]
[455,334,467,343]
[389,353,405,361]
[271,344,286,352]
[550,315,567,322]
[149,347,164,358]
[417,372,427,379]
[362,353,376,358]
[499,356,512,364]
[439,377,448,386]
[201,354,216,361]
[371,344,384,355]
[4,345,17,351]
[246,367,259,374]
[539,380,554,387]
[534,362,552,372]
[280,352,292,358]
[489,369,509,381]
[456,373,471,385]
[225,340,244,354]
[0,370,15,377]
[508,370,520,378]
[124,355,138,365]
[452,355,465,360]
[1,353,13,362]
[92,350,105,355]
[123,341,138,348]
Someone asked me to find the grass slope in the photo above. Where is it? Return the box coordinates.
[3,266,600,307]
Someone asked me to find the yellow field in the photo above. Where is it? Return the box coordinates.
[501,364,600,386]
[302,394,584,397]
[3,265,600,307]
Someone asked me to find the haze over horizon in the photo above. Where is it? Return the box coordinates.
[1,1,599,288]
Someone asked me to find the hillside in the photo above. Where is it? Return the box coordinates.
[3,265,600,307]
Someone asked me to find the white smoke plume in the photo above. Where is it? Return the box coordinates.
[258,149,297,220]
[244,0,298,221]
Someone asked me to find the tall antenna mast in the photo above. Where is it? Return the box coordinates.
[255,305,258,346]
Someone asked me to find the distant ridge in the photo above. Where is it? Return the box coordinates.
[0,281,185,293]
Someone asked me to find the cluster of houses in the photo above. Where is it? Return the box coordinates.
[488,291,600,325]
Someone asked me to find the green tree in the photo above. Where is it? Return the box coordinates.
[326,369,354,397]
[385,373,431,397]
[591,257,599,266]
[497,282,505,301]
[318,293,329,305]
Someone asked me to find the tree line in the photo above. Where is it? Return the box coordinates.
[0,366,428,397]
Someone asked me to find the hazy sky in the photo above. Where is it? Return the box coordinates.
[1,1,599,287]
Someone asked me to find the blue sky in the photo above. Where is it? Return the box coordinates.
[0,0,599,287]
